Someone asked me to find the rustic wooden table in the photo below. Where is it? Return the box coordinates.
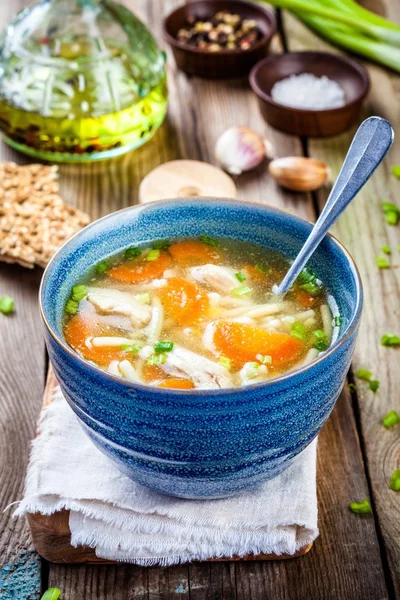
[1,1,399,598]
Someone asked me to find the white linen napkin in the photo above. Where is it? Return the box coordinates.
[15,387,318,565]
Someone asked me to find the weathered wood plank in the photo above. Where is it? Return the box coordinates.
[234,390,388,600]
[0,0,389,598]
[0,1,45,598]
[282,3,400,593]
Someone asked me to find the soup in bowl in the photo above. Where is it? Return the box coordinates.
[40,199,362,499]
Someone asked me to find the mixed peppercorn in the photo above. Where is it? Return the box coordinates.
[176,10,262,52]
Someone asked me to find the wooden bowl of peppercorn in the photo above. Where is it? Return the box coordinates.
[163,0,276,79]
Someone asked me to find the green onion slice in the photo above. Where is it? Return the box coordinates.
[147,249,160,261]
[154,341,174,353]
[299,281,322,296]
[0,295,14,315]
[382,410,400,429]
[124,246,141,259]
[40,589,62,600]
[235,272,246,282]
[375,256,390,269]
[96,261,110,275]
[121,343,142,354]
[355,368,372,381]
[199,234,219,247]
[152,239,171,250]
[349,499,372,515]
[232,285,252,296]
[147,353,167,366]
[369,379,380,392]
[391,165,400,179]
[72,284,87,302]
[334,316,342,327]
[297,267,316,284]
[382,202,400,225]
[218,356,232,370]
[382,245,391,255]
[65,299,79,315]
[385,211,399,226]
[290,321,308,342]
[390,469,400,491]
[381,333,400,347]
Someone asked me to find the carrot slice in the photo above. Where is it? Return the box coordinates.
[64,314,124,365]
[169,240,220,267]
[213,321,304,368]
[142,364,166,383]
[158,378,195,389]
[159,277,209,326]
[295,289,318,308]
[108,252,171,284]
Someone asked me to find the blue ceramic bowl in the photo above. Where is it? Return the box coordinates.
[40,199,362,499]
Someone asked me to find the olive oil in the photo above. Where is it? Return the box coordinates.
[0,0,168,162]
[0,78,168,162]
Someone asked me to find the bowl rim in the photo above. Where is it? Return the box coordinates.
[162,0,277,56]
[249,50,370,115]
[40,197,363,397]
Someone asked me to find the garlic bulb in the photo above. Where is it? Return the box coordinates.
[268,157,329,192]
[215,126,273,175]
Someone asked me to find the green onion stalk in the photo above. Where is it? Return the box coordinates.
[258,0,400,73]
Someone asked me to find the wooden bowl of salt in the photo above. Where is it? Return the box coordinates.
[249,51,370,137]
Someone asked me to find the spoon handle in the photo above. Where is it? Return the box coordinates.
[274,116,394,296]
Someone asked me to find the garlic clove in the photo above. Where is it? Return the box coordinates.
[268,157,329,192]
[215,126,272,175]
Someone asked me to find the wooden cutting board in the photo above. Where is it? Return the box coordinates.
[27,368,313,564]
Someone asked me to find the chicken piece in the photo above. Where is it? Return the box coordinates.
[86,287,151,327]
[161,345,232,389]
[190,264,239,294]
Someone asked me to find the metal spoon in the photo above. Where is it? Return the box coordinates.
[273,116,394,296]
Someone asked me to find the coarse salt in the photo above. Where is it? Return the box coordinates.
[271,73,346,110]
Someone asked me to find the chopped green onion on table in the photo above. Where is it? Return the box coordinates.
[381,333,400,346]
[40,589,61,600]
[390,470,400,491]
[382,202,400,226]
[355,368,372,381]
[392,165,400,178]
[0,295,14,314]
[382,410,400,429]
[369,379,380,392]
[375,256,390,269]
[349,499,372,515]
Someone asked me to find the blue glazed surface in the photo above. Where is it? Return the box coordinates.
[40,199,362,499]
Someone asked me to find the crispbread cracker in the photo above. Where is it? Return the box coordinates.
[0,162,90,268]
